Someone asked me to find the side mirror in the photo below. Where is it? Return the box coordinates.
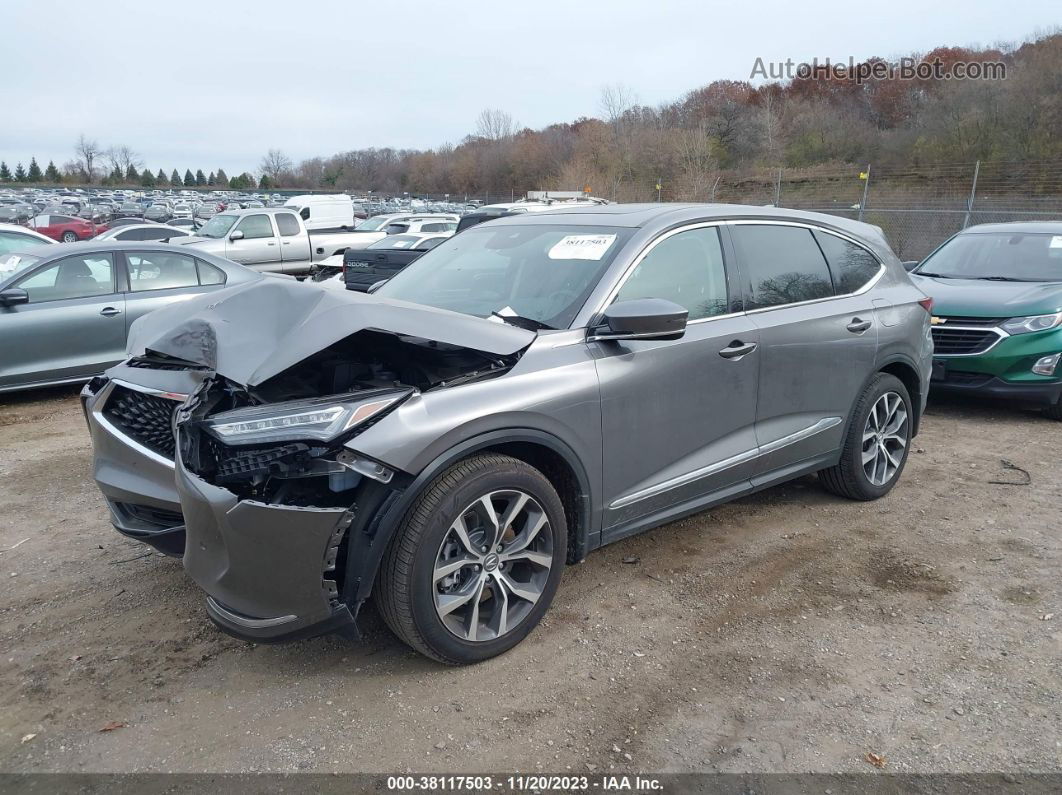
[0,287,29,307]
[366,279,388,294]
[902,260,920,272]
[590,298,688,342]
[229,230,245,241]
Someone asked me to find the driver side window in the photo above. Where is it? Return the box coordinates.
[612,227,728,320]
[235,214,275,239]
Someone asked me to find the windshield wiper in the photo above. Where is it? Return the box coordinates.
[913,271,952,278]
[975,276,1029,282]
[490,311,554,331]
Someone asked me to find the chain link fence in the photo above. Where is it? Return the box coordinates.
[410,161,1062,260]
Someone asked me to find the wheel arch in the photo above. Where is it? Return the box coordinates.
[877,356,924,437]
[341,428,594,608]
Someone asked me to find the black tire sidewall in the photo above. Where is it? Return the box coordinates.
[407,462,567,663]
[846,374,913,499]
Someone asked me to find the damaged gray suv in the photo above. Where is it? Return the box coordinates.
[83,204,933,664]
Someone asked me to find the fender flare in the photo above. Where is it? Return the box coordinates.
[341,427,594,606]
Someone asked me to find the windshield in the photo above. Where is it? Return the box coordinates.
[357,215,399,231]
[0,253,43,282]
[918,232,1062,282]
[375,224,632,329]
[197,213,239,238]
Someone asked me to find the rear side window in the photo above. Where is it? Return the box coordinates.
[126,252,200,292]
[731,225,834,309]
[385,223,409,235]
[275,213,300,236]
[813,230,881,293]
[299,207,310,220]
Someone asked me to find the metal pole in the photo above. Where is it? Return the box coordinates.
[963,160,980,229]
[858,164,871,222]
[774,168,782,206]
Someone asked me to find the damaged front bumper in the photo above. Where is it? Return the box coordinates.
[175,448,360,642]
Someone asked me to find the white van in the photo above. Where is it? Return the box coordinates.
[283,194,356,231]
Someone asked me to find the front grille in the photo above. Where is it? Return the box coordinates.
[933,315,1003,327]
[102,385,180,459]
[931,327,1000,355]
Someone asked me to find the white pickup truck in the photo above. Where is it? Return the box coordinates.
[170,208,365,276]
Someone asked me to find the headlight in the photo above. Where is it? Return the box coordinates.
[203,389,410,445]
[1000,313,1062,335]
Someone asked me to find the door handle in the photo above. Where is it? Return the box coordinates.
[718,340,757,359]
[846,317,872,334]
[267,242,276,246]
[100,306,122,317]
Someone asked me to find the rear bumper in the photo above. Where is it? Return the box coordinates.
[175,449,357,642]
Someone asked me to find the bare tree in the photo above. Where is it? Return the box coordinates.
[105,145,142,177]
[474,109,516,141]
[599,83,636,124]
[74,134,101,183]
[260,149,293,183]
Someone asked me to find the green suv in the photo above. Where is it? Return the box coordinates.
[909,222,1062,419]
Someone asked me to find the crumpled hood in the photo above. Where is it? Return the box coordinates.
[910,274,1062,317]
[125,278,535,386]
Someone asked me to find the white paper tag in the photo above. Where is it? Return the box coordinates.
[548,234,617,261]
[1049,236,1062,249]
[0,255,21,273]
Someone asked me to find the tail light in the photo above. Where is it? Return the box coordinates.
[917,297,933,314]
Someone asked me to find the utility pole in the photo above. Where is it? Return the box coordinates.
[774,168,782,206]
[963,160,981,229]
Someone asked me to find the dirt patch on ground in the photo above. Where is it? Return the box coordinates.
[0,390,1059,774]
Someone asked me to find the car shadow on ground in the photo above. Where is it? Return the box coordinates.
[0,383,84,408]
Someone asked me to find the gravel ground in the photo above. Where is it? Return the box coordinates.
[0,386,1059,774]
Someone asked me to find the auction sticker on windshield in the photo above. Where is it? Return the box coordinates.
[548,234,617,260]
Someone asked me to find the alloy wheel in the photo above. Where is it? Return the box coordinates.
[862,391,908,486]
[433,489,553,642]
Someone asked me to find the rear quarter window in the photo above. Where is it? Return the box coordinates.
[813,230,881,293]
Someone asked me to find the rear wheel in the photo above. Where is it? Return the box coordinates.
[376,454,567,664]
[819,373,912,501]
[61,231,78,243]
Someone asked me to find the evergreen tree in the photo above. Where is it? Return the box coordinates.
[183,169,195,187]
[109,166,123,183]
[0,162,11,182]
[140,170,156,187]
[126,165,139,182]
[44,161,61,182]
[195,169,207,186]
[156,169,168,187]
[228,174,241,189]
[216,168,228,185]
[27,157,43,183]
[258,174,272,190]
[208,171,216,186]
[171,169,181,187]
[14,163,26,182]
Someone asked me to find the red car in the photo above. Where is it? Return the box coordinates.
[30,213,107,242]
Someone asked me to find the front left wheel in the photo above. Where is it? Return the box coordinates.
[376,454,567,664]
[61,231,78,243]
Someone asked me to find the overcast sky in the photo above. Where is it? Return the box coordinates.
[2,0,1057,175]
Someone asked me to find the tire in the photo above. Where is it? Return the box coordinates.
[376,453,567,664]
[819,373,913,501]
[1044,396,1062,421]
[61,231,78,243]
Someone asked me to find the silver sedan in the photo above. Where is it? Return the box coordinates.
[0,241,261,393]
